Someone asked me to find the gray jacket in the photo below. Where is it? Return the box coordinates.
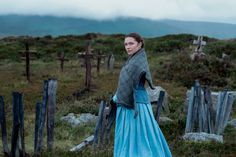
[116,48,155,108]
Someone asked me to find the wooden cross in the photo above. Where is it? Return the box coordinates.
[193,36,206,53]
[191,36,207,61]
[77,41,94,90]
[19,41,37,82]
[57,51,69,72]
[77,41,106,90]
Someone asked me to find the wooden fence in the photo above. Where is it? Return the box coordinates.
[0,79,57,157]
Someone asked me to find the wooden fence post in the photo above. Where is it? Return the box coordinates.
[34,79,57,155]
[185,87,194,133]
[47,79,57,151]
[35,80,48,155]
[185,80,202,133]
[11,92,25,157]
[203,87,215,134]
[93,101,106,146]
[34,102,41,154]
[215,91,234,134]
[0,96,10,156]
[100,106,110,146]
[155,91,165,122]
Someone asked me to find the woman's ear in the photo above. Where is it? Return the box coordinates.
[138,42,142,49]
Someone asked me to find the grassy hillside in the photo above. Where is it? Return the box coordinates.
[1,15,236,39]
[0,34,235,156]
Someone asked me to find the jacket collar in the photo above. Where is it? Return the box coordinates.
[127,48,145,61]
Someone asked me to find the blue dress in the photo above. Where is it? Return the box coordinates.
[113,84,172,157]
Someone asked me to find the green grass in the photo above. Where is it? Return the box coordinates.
[0,35,236,156]
[0,59,119,156]
[0,59,235,157]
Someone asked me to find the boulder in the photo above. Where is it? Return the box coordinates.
[159,116,173,123]
[61,113,97,127]
[183,132,223,143]
[147,86,169,111]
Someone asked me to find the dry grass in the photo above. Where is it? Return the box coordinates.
[0,58,235,157]
[0,59,119,156]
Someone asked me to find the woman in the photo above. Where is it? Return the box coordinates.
[112,33,172,157]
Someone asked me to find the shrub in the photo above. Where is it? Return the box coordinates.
[156,51,235,88]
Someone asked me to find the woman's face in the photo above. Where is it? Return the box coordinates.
[124,37,142,55]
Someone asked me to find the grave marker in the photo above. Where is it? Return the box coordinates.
[107,54,115,72]
[77,42,106,89]
[185,80,236,134]
[19,41,37,82]
[191,36,207,61]
[57,51,69,72]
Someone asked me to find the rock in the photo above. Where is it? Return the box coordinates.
[79,113,97,123]
[146,86,167,103]
[61,113,97,127]
[159,116,173,123]
[183,132,223,143]
[228,119,236,129]
[147,86,169,112]
[60,113,80,126]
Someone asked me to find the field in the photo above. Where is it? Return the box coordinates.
[0,34,236,156]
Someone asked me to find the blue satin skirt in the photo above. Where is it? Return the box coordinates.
[113,88,172,157]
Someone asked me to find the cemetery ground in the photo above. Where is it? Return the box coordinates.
[0,59,235,157]
[0,34,236,156]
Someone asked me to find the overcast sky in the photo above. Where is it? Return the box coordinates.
[0,0,236,24]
